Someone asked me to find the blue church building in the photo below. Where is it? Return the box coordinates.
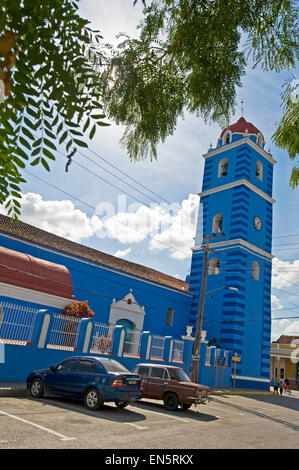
[189,117,276,389]
[0,117,275,389]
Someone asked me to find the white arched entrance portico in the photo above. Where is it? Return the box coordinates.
[108,289,146,354]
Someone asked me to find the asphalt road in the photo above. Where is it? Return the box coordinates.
[0,388,298,450]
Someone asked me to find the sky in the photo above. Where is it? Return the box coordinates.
[2,0,299,341]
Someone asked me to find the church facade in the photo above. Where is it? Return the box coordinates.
[0,117,274,389]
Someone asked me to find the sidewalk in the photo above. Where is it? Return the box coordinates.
[212,386,299,398]
[0,382,27,397]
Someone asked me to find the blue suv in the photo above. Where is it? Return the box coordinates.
[26,356,142,410]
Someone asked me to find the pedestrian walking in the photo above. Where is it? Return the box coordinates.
[279,380,283,397]
[284,377,291,394]
[273,377,279,395]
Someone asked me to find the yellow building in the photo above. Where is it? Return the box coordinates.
[271,335,299,390]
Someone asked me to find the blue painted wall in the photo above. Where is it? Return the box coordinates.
[0,234,193,341]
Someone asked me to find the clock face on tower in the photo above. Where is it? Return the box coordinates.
[253,216,262,231]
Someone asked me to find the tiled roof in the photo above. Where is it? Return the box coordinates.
[0,214,190,293]
[220,117,263,139]
[274,335,299,345]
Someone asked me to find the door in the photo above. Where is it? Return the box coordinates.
[45,358,78,395]
[147,367,170,399]
[135,365,151,397]
[69,359,97,398]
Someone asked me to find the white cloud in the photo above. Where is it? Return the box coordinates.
[272,258,299,289]
[0,192,103,243]
[148,194,199,259]
[113,247,131,258]
[271,318,299,341]
[95,193,199,259]
[271,295,283,310]
[1,191,198,261]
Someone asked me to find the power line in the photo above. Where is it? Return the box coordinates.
[1,263,297,324]
[23,169,191,259]
[60,148,196,228]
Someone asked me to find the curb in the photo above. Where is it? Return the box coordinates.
[211,388,273,396]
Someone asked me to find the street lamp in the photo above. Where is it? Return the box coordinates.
[190,283,239,383]
[207,286,239,297]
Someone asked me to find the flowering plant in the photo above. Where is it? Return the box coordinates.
[62,300,94,319]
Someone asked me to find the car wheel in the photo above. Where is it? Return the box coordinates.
[181,403,192,410]
[30,378,44,398]
[164,392,179,411]
[84,388,102,410]
[115,401,129,408]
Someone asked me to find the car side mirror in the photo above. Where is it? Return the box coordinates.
[50,365,56,372]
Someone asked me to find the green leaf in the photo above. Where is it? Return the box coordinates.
[89,124,96,139]
[42,148,56,160]
[73,138,88,148]
[32,138,42,148]
[41,158,50,172]
[31,147,41,157]
[19,136,31,150]
[22,126,35,141]
[59,131,68,144]
[44,138,57,150]
[13,156,26,169]
[83,117,90,132]
[31,157,41,166]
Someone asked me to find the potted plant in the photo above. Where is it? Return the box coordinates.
[61,301,94,347]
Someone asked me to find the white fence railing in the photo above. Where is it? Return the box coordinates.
[205,346,212,365]
[47,314,80,350]
[90,322,113,354]
[172,339,184,362]
[0,302,38,344]
[151,334,165,359]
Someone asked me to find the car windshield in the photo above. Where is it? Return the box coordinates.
[100,359,130,373]
[173,368,191,382]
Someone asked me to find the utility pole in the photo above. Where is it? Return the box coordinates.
[190,232,225,383]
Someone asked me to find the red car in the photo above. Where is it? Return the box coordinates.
[133,363,211,410]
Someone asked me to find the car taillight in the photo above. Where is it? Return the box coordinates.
[140,378,144,388]
[112,377,124,387]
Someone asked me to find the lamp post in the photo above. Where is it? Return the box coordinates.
[190,233,239,383]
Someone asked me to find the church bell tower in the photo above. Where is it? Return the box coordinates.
[189,117,276,389]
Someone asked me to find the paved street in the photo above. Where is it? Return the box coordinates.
[0,384,298,449]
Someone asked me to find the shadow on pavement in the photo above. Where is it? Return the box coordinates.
[212,396,299,432]
[6,395,148,425]
[133,399,219,422]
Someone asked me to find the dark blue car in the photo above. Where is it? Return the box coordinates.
[26,356,142,410]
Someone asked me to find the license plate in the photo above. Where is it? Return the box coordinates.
[127,379,137,384]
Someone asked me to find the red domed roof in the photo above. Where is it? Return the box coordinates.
[0,246,74,299]
[220,117,263,139]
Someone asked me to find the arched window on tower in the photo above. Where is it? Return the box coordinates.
[256,133,264,147]
[256,161,263,181]
[218,158,228,177]
[251,261,260,281]
[212,213,223,234]
[222,131,232,145]
[208,258,220,275]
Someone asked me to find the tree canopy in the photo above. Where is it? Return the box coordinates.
[0,0,298,218]
[0,0,108,217]
[99,0,298,182]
